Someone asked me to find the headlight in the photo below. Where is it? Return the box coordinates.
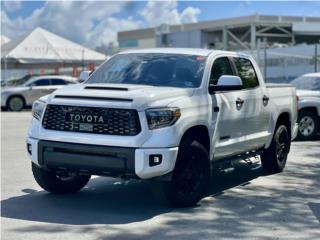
[32,100,46,120]
[146,107,181,129]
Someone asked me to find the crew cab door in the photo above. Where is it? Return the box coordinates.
[210,56,268,160]
[231,57,270,150]
[209,57,247,159]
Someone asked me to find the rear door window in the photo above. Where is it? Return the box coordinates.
[232,57,259,89]
[32,79,50,86]
[51,79,67,85]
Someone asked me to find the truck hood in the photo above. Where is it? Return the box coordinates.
[46,83,194,111]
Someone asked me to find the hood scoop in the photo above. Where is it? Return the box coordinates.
[54,95,133,102]
[84,86,129,91]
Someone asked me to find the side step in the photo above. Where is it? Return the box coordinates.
[212,149,264,172]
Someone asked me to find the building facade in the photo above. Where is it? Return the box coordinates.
[118,15,320,51]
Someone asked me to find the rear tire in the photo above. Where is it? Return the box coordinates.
[297,110,318,141]
[163,140,210,207]
[32,163,91,194]
[261,125,290,173]
[7,96,24,111]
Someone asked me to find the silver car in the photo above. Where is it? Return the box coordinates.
[1,75,78,111]
[291,73,320,140]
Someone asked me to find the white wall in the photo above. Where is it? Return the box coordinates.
[138,38,156,48]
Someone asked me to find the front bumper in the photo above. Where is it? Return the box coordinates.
[1,94,8,107]
[27,138,178,179]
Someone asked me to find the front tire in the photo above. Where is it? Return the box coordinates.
[7,96,24,111]
[32,163,91,194]
[163,140,210,207]
[297,110,318,141]
[261,125,290,173]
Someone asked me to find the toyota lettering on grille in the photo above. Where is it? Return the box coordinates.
[66,113,105,124]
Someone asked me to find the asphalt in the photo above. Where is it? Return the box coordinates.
[1,111,320,240]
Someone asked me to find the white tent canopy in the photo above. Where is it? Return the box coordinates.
[1,35,10,45]
[1,27,106,68]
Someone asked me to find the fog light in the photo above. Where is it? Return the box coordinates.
[149,154,162,167]
[27,143,32,155]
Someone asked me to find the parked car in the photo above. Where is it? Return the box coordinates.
[27,49,298,207]
[291,73,320,140]
[1,75,78,111]
[1,74,40,87]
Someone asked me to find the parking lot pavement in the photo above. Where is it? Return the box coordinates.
[1,111,320,240]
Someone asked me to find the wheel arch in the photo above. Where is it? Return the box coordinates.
[179,125,210,153]
[265,111,293,150]
[275,112,292,151]
[299,106,318,116]
[276,112,291,135]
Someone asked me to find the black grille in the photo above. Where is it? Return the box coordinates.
[42,105,141,136]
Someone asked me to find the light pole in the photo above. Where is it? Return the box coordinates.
[315,44,318,72]
[82,49,85,71]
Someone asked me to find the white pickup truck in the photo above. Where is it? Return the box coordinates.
[27,48,298,207]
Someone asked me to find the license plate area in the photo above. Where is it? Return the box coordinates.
[79,123,94,132]
[65,112,105,133]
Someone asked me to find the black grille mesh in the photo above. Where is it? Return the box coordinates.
[42,105,141,136]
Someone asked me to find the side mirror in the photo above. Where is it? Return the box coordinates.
[209,75,243,94]
[79,70,92,82]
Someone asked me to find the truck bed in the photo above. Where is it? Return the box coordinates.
[265,83,297,140]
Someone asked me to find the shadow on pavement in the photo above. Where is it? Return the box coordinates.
[1,160,265,225]
[308,202,320,223]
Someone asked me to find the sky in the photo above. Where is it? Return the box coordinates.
[1,0,320,48]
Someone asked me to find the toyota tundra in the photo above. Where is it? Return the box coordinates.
[27,48,298,207]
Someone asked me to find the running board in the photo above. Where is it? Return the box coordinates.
[212,148,264,169]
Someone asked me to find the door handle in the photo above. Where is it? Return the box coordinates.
[236,97,244,109]
[263,95,269,106]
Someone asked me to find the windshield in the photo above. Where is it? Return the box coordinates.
[291,76,320,91]
[86,53,206,88]
[3,75,36,87]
